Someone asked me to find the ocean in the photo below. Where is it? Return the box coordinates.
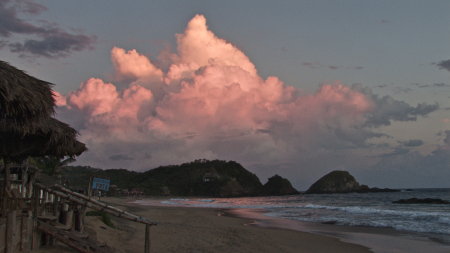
[134,188,450,236]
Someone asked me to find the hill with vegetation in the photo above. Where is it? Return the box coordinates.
[58,159,298,197]
[262,175,298,195]
[305,170,399,194]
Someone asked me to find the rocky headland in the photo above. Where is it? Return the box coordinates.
[60,159,299,197]
[305,170,399,194]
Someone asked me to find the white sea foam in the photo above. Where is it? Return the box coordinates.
[198,199,215,202]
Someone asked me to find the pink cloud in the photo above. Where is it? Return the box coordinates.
[111,47,163,83]
[53,91,67,106]
[57,15,383,175]
[173,14,257,76]
[67,78,119,116]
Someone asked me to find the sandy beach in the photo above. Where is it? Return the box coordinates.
[34,197,371,253]
[33,196,450,253]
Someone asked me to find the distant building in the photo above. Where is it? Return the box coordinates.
[203,169,220,182]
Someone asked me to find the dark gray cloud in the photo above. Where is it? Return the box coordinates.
[364,93,438,127]
[436,59,450,71]
[392,86,413,94]
[0,0,43,36]
[302,62,364,70]
[109,154,134,161]
[400,139,424,147]
[415,82,450,88]
[433,82,450,87]
[0,0,95,58]
[302,62,321,69]
[9,30,95,58]
[328,65,339,70]
[375,84,416,94]
[378,147,410,158]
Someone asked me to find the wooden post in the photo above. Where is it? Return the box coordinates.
[88,176,93,198]
[27,171,34,199]
[5,210,16,253]
[31,185,40,250]
[60,203,68,225]
[53,196,60,220]
[20,213,24,251]
[24,211,33,253]
[2,163,11,215]
[41,190,47,217]
[65,209,74,229]
[74,205,85,233]
[144,224,150,253]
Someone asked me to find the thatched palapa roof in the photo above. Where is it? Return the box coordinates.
[0,61,55,134]
[0,61,86,161]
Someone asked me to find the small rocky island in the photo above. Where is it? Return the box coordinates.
[306,170,398,194]
[393,198,450,204]
[262,175,299,196]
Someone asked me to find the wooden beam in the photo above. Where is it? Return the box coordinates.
[54,184,157,225]
[37,221,114,253]
[144,224,150,253]
[5,210,16,253]
[35,183,157,226]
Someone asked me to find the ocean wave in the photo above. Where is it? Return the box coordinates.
[267,212,450,234]
[301,204,450,219]
[136,193,450,235]
[198,199,215,202]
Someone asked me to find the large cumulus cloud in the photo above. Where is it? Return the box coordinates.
[56,15,439,187]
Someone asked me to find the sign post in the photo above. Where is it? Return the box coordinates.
[91,177,110,200]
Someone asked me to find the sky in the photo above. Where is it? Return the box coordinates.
[1,0,450,189]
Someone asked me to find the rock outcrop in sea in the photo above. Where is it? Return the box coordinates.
[262,175,299,196]
[393,198,450,204]
[305,170,398,194]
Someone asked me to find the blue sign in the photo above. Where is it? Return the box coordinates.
[92,177,110,191]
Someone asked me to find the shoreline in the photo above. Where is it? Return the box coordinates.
[102,197,372,253]
[224,207,450,253]
[129,196,450,253]
[34,197,450,253]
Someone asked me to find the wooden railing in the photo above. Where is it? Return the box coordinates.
[34,183,157,253]
[1,173,157,253]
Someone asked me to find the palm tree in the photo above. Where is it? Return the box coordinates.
[34,156,75,176]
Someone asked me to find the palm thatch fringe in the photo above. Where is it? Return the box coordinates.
[0,118,86,160]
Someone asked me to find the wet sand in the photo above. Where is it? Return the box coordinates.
[229,208,450,253]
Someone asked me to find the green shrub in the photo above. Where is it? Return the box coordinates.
[86,210,114,228]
